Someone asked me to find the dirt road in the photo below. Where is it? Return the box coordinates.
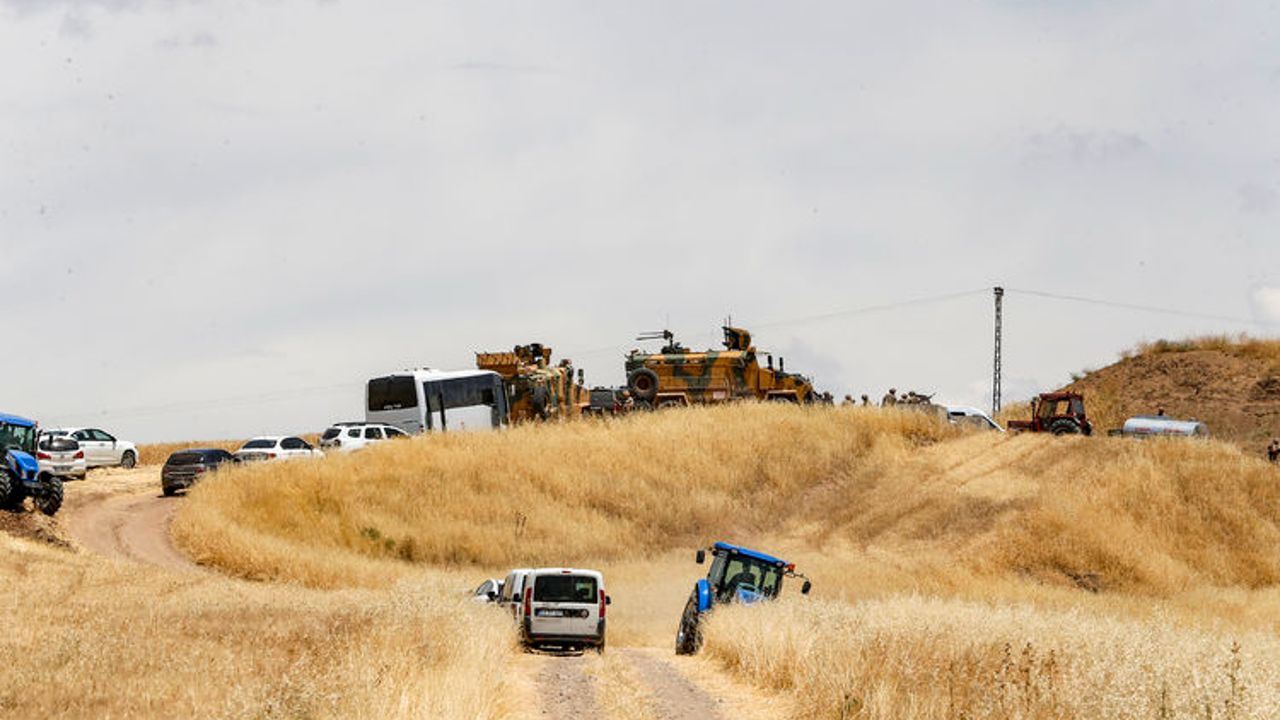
[64,469,199,572]
[525,646,782,720]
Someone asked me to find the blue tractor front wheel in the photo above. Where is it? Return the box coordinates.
[674,593,702,655]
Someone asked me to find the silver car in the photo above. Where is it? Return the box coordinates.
[36,434,86,482]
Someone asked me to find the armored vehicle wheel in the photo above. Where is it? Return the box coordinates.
[120,451,137,469]
[34,476,63,516]
[1049,419,1081,436]
[627,368,660,403]
[674,596,702,656]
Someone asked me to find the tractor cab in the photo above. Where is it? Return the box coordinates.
[676,542,811,655]
[697,542,806,604]
[0,412,60,515]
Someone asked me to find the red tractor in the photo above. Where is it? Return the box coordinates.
[1007,392,1093,436]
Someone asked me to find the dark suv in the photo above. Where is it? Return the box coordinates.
[162,448,237,496]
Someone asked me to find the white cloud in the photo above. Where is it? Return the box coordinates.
[1250,287,1280,326]
[1,1,1278,440]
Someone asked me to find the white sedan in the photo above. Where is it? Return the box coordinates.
[43,427,139,469]
[234,436,323,462]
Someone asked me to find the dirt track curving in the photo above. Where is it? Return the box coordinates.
[65,473,199,572]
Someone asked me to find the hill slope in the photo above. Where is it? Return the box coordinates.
[1059,337,1280,453]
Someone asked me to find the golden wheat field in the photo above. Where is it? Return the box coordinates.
[163,403,1280,719]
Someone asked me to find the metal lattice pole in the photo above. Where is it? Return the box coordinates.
[993,287,1004,416]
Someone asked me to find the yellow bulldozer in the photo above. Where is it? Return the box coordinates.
[623,326,815,408]
[476,343,588,423]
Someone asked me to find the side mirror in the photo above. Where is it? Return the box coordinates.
[605,595,612,606]
[695,549,706,565]
[801,580,812,595]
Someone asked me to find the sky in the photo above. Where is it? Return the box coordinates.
[2,0,1278,441]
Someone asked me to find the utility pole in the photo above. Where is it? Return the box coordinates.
[993,286,1004,416]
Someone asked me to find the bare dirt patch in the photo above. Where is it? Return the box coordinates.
[534,654,601,717]
[68,490,199,571]
[620,648,724,720]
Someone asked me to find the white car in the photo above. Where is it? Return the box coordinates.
[318,422,409,452]
[234,436,323,462]
[35,434,86,481]
[944,406,1005,432]
[43,427,139,469]
[471,578,503,603]
[517,568,610,653]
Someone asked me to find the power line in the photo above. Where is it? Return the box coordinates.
[1005,288,1273,327]
[751,288,990,329]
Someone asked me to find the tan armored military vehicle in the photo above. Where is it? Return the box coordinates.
[476,343,588,423]
[623,326,815,408]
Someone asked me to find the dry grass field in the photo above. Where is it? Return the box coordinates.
[0,532,517,718]
[170,402,1280,718]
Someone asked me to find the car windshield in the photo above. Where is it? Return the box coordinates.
[533,575,598,603]
[242,439,277,450]
[0,423,36,453]
[717,556,783,600]
[321,428,341,440]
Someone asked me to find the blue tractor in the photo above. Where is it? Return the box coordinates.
[0,414,62,516]
[674,541,811,655]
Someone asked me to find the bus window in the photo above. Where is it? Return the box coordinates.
[368,376,417,411]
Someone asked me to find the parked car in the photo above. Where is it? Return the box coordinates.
[318,422,409,452]
[498,568,533,618]
[234,436,323,462]
[944,406,1005,432]
[35,434,86,482]
[42,427,138,468]
[517,568,610,653]
[161,448,238,496]
[471,578,503,603]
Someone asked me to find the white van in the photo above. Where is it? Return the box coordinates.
[517,568,610,653]
[498,569,533,619]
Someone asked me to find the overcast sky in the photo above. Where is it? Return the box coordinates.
[2,1,1278,441]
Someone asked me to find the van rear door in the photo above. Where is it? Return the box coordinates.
[529,572,600,639]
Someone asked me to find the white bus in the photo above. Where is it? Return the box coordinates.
[366,369,509,434]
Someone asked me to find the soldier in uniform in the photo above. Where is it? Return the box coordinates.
[1268,439,1280,463]
[842,395,855,406]
[881,388,898,407]
[861,394,870,406]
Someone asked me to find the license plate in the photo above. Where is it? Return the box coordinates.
[535,609,565,617]
[53,466,71,472]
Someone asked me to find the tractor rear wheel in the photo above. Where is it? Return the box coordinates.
[34,476,63,516]
[674,597,702,655]
[0,471,12,511]
[1049,419,1081,436]
[627,368,660,404]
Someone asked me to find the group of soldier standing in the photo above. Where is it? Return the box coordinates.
[838,388,929,408]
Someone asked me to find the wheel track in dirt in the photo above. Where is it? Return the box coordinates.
[530,647,733,720]
[66,487,200,572]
